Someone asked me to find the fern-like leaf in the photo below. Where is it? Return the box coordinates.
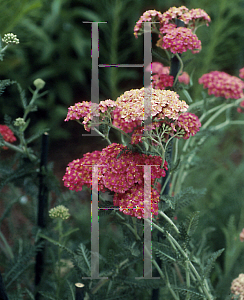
[176,187,206,211]
[0,79,16,96]
[203,248,225,279]
[186,211,200,236]
[175,287,205,299]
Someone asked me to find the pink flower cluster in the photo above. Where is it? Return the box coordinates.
[113,87,188,133]
[148,62,190,89]
[65,100,116,131]
[237,101,244,113]
[158,27,201,54]
[176,112,201,139]
[240,229,244,242]
[180,8,211,29]
[161,6,188,24]
[134,6,210,54]
[134,10,164,38]
[0,125,16,149]
[239,67,244,79]
[63,143,167,219]
[199,71,244,99]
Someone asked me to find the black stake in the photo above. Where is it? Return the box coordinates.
[0,271,9,300]
[35,133,49,299]
[75,283,85,300]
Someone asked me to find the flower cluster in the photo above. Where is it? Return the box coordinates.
[134,6,210,55]
[199,71,244,99]
[237,101,244,113]
[63,150,101,191]
[65,100,117,131]
[0,125,16,149]
[148,62,190,90]
[2,33,19,44]
[113,87,188,133]
[161,6,188,25]
[63,143,167,219]
[176,112,201,139]
[134,10,164,38]
[180,8,211,29]
[49,205,70,220]
[231,273,244,300]
[158,27,201,54]
[240,229,244,242]
[239,67,244,79]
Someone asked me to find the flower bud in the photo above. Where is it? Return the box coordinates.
[33,78,46,90]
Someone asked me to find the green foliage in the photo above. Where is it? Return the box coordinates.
[0,0,42,35]
[203,248,225,279]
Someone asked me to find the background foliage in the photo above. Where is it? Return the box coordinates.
[1,0,244,299]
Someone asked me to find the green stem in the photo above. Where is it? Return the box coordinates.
[158,211,179,234]
[93,127,111,144]
[2,140,37,161]
[0,231,14,260]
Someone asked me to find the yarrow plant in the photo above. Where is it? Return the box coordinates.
[0,4,244,300]
[60,5,244,300]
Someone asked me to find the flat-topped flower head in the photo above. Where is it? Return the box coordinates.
[113,184,161,219]
[49,205,70,220]
[161,6,189,25]
[180,8,211,30]
[2,33,19,44]
[134,10,163,38]
[63,150,102,191]
[158,27,201,54]
[65,101,91,122]
[113,87,188,133]
[99,143,167,193]
[199,71,244,99]
[0,125,16,149]
[176,112,201,139]
[231,273,244,299]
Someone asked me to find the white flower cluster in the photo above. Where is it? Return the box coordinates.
[2,33,19,45]
[49,205,70,220]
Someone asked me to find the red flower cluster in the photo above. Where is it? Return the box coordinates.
[63,150,101,191]
[176,112,201,139]
[0,125,16,149]
[63,143,168,219]
[199,71,244,99]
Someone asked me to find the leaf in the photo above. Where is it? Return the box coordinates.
[175,287,205,299]
[186,211,200,236]
[203,248,225,279]
[176,187,206,211]
[182,88,193,103]
[155,248,177,263]
[0,79,16,96]
[160,194,176,211]
[38,233,75,257]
